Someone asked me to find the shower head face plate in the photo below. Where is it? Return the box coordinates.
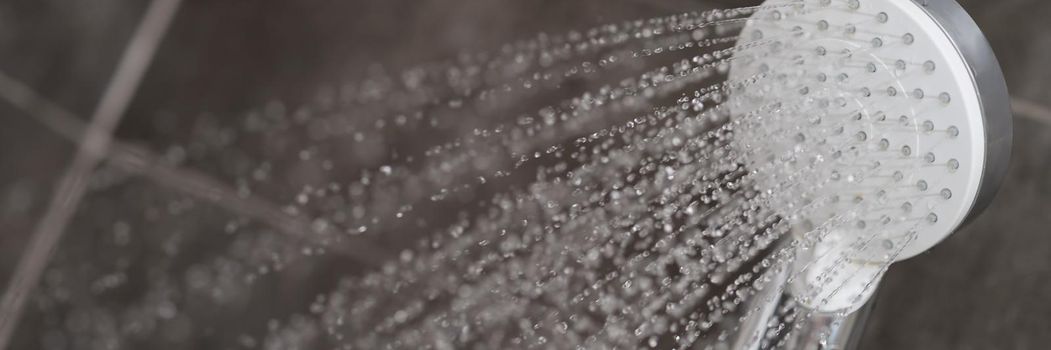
[729,0,1009,265]
[728,0,1010,312]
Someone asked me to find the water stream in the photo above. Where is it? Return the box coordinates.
[13,2,943,349]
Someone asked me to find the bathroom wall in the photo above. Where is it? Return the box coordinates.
[0,0,1049,348]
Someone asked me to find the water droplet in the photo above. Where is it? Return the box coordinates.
[923,120,935,132]
[895,60,907,71]
[902,33,915,45]
[924,60,937,73]
[947,159,960,172]
[938,92,952,104]
[855,131,868,142]
[947,126,960,138]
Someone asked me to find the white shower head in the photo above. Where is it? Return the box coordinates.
[729,0,1010,312]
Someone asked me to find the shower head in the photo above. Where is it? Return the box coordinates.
[728,0,1011,311]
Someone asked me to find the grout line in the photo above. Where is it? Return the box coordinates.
[0,64,390,267]
[1012,97,1051,126]
[0,70,90,143]
[0,0,182,348]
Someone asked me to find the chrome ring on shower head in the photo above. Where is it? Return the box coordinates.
[918,0,1012,226]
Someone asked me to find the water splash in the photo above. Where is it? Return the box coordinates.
[13,2,959,349]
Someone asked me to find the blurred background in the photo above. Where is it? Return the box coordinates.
[0,0,1048,349]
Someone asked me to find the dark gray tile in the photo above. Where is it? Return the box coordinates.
[0,0,147,116]
[958,0,1051,103]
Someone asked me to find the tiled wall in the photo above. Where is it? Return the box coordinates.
[1,0,1048,348]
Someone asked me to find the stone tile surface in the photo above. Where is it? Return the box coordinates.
[0,0,144,295]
